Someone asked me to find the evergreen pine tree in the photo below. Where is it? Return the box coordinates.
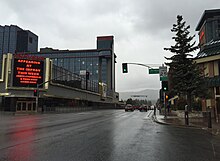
[164,15,207,110]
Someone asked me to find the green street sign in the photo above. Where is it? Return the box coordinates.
[160,76,168,81]
[149,68,159,74]
[159,66,168,81]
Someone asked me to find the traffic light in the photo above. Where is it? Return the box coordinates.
[33,90,38,96]
[162,81,168,91]
[86,71,90,80]
[122,63,128,73]
[160,89,164,103]
[165,94,169,100]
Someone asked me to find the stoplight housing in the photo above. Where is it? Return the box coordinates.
[162,81,168,91]
[165,94,169,100]
[86,71,90,80]
[160,89,164,103]
[33,90,38,96]
[122,63,128,73]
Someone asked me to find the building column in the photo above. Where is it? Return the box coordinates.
[98,57,102,93]
[106,58,112,91]
[215,98,219,122]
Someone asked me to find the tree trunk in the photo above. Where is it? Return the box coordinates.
[187,92,192,112]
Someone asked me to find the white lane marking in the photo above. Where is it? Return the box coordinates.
[144,111,153,119]
[212,143,216,157]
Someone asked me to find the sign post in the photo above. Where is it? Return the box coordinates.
[159,65,168,118]
[159,66,168,81]
[80,70,87,76]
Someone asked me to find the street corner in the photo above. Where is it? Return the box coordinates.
[153,113,220,136]
[204,128,220,136]
[152,115,173,126]
[152,114,203,129]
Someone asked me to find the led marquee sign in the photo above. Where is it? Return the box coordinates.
[13,58,44,88]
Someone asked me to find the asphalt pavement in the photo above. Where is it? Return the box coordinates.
[0,109,220,161]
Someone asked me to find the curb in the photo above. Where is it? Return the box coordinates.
[152,116,196,128]
[152,115,220,136]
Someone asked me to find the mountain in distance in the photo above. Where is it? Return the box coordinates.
[119,89,159,103]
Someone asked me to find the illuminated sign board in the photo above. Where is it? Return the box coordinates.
[14,53,45,61]
[13,58,44,88]
[199,26,206,46]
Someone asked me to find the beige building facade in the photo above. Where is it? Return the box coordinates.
[195,9,220,121]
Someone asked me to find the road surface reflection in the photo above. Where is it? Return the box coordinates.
[7,117,37,161]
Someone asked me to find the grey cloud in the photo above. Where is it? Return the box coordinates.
[1,0,220,92]
[118,0,220,38]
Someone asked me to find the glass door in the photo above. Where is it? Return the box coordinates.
[16,102,22,111]
[16,101,36,112]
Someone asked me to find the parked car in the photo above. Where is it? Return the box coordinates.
[125,104,134,112]
[139,105,148,112]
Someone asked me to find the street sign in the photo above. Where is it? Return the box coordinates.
[159,66,168,81]
[149,68,159,74]
[80,70,87,75]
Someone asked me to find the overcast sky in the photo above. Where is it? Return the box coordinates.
[1,0,220,93]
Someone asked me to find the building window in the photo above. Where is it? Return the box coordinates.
[218,60,220,76]
[29,37,33,43]
[216,87,220,95]
[218,20,220,38]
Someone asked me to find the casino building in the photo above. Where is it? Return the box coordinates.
[0,33,118,112]
[195,9,220,121]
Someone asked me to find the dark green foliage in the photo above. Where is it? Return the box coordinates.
[126,98,152,106]
[126,98,133,105]
[164,15,207,109]
[176,97,187,110]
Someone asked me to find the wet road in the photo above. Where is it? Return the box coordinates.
[0,109,220,161]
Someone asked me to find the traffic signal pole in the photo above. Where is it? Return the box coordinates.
[164,92,167,118]
[122,62,168,118]
[35,73,72,112]
[36,84,39,112]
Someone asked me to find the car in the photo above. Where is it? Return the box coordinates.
[133,105,140,110]
[148,105,154,110]
[125,104,134,112]
[139,105,148,112]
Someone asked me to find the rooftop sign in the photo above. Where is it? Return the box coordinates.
[14,53,45,61]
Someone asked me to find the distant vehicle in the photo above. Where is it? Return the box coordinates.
[139,105,148,112]
[125,104,134,112]
[148,105,154,110]
[133,105,140,110]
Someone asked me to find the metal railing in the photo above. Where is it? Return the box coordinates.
[52,65,99,93]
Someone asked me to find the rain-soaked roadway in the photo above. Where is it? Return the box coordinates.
[0,109,220,161]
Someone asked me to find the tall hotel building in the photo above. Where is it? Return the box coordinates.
[0,25,38,54]
[0,25,118,112]
[0,25,38,75]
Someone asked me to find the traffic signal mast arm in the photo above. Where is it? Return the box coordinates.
[126,63,154,69]
[122,62,162,74]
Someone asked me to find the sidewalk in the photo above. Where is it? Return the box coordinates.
[153,110,220,135]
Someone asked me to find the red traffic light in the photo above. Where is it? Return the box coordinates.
[33,90,38,96]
